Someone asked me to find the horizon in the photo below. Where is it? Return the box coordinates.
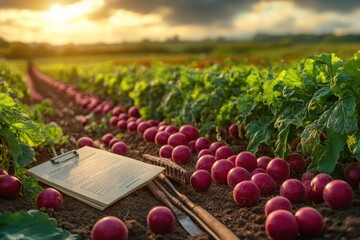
[1,0,360,45]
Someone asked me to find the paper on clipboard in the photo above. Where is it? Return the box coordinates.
[28,146,164,210]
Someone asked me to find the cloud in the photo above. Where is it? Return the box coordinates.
[87,0,255,26]
[293,0,360,13]
[0,0,80,10]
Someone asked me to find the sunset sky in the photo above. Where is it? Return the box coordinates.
[0,0,359,45]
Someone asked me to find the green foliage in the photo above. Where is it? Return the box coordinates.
[0,210,80,240]
[0,62,68,198]
[38,52,360,174]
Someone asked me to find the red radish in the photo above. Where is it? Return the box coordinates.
[126,117,137,124]
[159,145,173,159]
[128,106,140,118]
[302,180,312,201]
[211,159,234,184]
[167,132,187,147]
[0,175,22,198]
[165,125,178,134]
[251,173,276,196]
[227,155,236,165]
[37,188,63,210]
[179,124,199,141]
[109,116,119,126]
[344,162,360,188]
[266,158,290,183]
[190,170,212,192]
[196,155,216,173]
[209,142,224,155]
[158,125,167,131]
[92,216,128,240]
[233,180,260,207]
[109,138,121,148]
[250,168,266,176]
[147,206,175,234]
[295,207,324,238]
[257,156,271,170]
[285,153,306,174]
[146,119,159,127]
[310,173,333,204]
[323,180,354,209]
[0,169,9,176]
[198,149,212,158]
[155,131,170,145]
[195,137,211,152]
[143,126,158,142]
[301,172,316,183]
[188,140,196,152]
[280,179,305,203]
[158,120,167,126]
[264,196,292,217]
[136,118,144,125]
[235,151,257,172]
[76,137,94,148]
[215,146,234,160]
[118,113,128,121]
[137,121,150,135]
[81,115,91,126]
[111,142,127,156]
[102,104,113,115]
[111,106,124,116]
[228,123,239,138]
[102,133,114,146]
[265,210,299,240]
[126,121,137,132]
[227,167,251,189]
[117,120,127,130]
[172,145,192,165]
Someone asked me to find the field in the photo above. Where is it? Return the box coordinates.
[1,45,360,239]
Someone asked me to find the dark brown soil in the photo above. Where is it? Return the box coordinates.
[1,67,360,240]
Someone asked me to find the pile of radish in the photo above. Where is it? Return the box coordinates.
[28,70,360,239]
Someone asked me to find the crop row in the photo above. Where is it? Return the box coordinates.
[0,62,66,198]
[39,53,360,175]
[31,62,360,239]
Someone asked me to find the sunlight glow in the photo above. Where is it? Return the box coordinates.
[45,0,103,23]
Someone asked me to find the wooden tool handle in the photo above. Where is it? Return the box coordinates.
[147,181,182,215]
[158,174,239,240]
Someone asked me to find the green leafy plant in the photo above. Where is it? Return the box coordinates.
[0,210,80,240]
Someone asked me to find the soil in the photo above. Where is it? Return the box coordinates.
[1,66,360,240]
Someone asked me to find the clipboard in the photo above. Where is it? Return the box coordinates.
[29,146,164,210]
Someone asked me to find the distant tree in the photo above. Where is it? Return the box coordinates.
[7,42,30,59]
[0,37,9,47]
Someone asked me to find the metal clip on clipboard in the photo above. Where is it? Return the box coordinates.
[50,149,79,164]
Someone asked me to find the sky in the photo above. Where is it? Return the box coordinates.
[0,0,359,45]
